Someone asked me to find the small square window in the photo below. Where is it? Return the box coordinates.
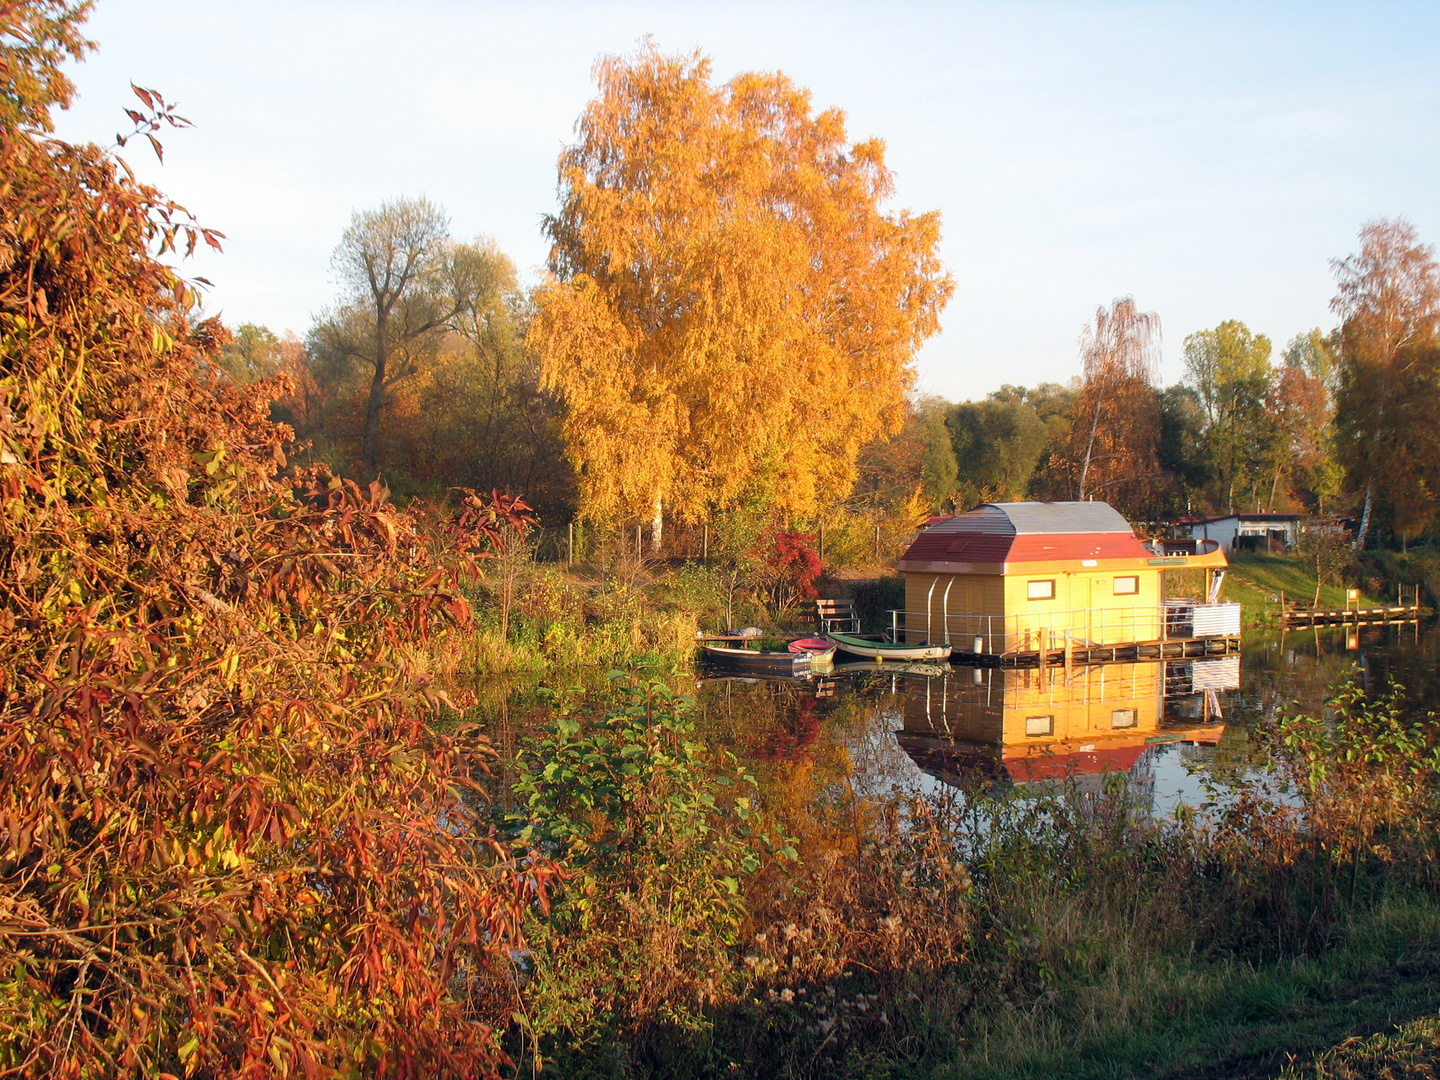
[1113,576,1139,595]
[1111,708,1137,729]
[1025,715,1054,737]
[1027,579,1055,601]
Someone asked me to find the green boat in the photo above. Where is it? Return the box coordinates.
[823,632,952,663]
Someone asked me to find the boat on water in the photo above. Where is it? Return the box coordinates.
[823,631,953,662]
[699,642,813,673]
[788,637,837,667]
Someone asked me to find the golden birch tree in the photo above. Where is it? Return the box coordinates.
[1331,218,1440,548]
[529,45,953,549]
[1042,297,1163,518]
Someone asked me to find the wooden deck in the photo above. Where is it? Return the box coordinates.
[951,635,1242,669]
[1281,605,1422,627]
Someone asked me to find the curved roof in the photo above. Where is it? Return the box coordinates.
[899,501,1153,572]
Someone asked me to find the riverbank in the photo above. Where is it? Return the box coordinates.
[480,656,1440,1080]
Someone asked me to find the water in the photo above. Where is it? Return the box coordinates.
[685,621,1439,817]
[472,621,1438,818]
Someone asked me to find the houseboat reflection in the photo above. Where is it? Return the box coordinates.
[891,659,1235,788]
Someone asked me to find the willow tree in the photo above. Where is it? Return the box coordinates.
[529,45,953,549]
[1044,297,1162,517]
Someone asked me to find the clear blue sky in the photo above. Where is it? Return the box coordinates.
[53,1,1440,401]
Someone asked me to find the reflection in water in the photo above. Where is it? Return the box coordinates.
[889,661,1228,796]
[695,657,1237,811]
[467,622,1436,819]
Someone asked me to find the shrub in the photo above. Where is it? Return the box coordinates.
[0,14,551,1076]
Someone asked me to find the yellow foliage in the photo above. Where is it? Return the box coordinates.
[530,45,952,528]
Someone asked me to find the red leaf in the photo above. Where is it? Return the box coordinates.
[131,83,155,109]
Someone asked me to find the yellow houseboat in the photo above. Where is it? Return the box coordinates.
[895,501,1232,663]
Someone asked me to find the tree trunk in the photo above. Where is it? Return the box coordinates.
[650,491,663,554]
[1353,477,1374,550]
[1078,396,1102,499]
[362,309,389,476]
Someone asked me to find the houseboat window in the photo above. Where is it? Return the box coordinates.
[1111,708,1137,729]
[1113,576,1139,595]
[1026,580,1055,601]
[1025,715,1054,737]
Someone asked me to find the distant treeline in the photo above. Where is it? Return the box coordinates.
[862,222,1440,551]
[222,170,1436,554]
[224,215,1438,555]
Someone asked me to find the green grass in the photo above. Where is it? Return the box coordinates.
[910,895,1440,1080]
[1176,554,1383,630]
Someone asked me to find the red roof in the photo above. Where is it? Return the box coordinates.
[899,501,1152,570]
[1005,744,1148,780]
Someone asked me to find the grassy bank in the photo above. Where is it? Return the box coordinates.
[1167,554,1384,630]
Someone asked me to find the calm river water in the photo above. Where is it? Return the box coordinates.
[691,621,1440,816]
[477,621,1439,817]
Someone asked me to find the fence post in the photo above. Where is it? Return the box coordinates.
[567,522,573,566]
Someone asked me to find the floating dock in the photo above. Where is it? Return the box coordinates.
[951,633,1242,669]
[1279,586,1425,628]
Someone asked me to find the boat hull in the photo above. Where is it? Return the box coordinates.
[701,643,812,672]
[823,633,953,662]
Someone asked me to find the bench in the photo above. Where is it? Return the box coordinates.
[814,598,860,635]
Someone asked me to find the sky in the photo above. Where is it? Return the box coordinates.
[51,0,1440,401]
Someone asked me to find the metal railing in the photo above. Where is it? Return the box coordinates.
[886,605,1173,654]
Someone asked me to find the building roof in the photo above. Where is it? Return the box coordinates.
[899,501,1154,572]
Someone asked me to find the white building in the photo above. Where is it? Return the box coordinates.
[1171,513,1301,553]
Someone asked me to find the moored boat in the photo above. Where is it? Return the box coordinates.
[787,637,837,667]
[700,642,812,673]
[823,632,952,662]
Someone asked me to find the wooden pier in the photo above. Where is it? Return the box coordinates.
[1279,585,1425,628]
[951,634,1242,669]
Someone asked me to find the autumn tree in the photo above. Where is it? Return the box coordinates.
[1331,218,1440,548]
[853,394,958,512]
[1041,297,1162,517]
[320,198,503,475]
[1266,353,1340,512]
[1283,327,1340,397]
[306,242,573,514]
[1181,320,1274,511]
[529,45,952,550]
[215,320,283,383]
